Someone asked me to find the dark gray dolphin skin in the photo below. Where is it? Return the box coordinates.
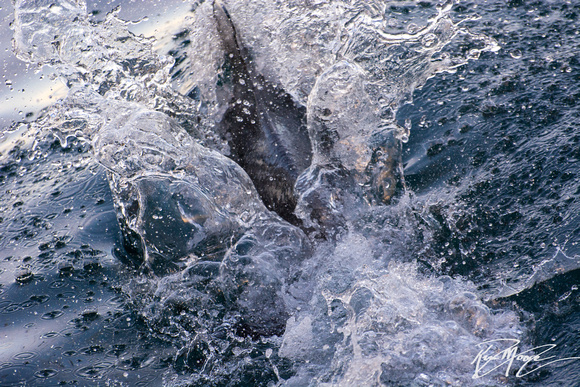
[213,1,312,226]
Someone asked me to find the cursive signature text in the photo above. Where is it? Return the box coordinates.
[472,338,580,379]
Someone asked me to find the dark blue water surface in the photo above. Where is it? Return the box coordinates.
[1,0,579,386]
[399,1,580,384]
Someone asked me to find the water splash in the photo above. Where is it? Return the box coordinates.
[178,0,498,135]
[13,0,221,150]
[8,1,524,386]
[172,0,499,237]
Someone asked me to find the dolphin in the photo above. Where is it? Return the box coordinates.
[212,1,312,226]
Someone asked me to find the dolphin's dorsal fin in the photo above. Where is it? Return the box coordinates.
[213,1,243,65]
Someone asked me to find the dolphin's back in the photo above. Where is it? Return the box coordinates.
[213,1,312,225]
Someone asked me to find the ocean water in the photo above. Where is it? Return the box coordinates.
[1,0,579,386]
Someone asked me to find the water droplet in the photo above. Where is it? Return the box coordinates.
[422,33,437,48]
[41,310,64,320]
[13,352,36,361]
[15,270,34,284]
[34,369,57,379]
[509,49,522,59]
[407,23,419,34]
[75,362,113,379]
[49,279,66,289]
[81,309,99,321]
